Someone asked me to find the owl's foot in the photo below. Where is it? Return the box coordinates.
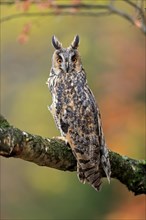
[56,136,68,145]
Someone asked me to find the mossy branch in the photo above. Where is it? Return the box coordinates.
[0,114,145,195]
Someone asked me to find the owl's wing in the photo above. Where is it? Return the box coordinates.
[58,79,110,190]
[84,86,111,183]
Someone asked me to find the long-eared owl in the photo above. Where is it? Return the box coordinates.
[47,35,111,191]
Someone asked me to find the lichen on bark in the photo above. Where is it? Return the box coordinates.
[0,114,145,195]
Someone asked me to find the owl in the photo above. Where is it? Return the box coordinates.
[47,35,111,191]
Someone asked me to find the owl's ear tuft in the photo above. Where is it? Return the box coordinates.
[71,35,79,49]
[52,35,62,50]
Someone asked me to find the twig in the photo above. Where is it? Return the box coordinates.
[124,0,144,14]
[0,2,146,34]
[123,0,146,27]
[0,11,111,23]
[109,1,146,34]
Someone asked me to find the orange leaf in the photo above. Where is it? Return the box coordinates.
[72,0,82,4]
[23,23,32,34]
[16,0,31,12]
[23,0,31,11]
[17,22,32,44]
[17,33,28,44]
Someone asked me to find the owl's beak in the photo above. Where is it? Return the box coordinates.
[65,62,69,72]
[62,61,69,73]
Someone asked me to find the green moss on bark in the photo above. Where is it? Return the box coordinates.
[0,114,146,195]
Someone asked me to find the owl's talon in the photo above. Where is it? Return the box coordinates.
[56,136,68,145]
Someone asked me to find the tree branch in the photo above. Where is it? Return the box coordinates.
[0,114,145,195]
[0,1,146,35]
[0,11,111,23]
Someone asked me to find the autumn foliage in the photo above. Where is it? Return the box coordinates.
[1,0,145,219]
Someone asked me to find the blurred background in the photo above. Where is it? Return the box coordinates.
[0,1,145,219]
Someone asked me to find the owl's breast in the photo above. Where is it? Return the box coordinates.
[55,72,85,105]
[49,69,96,120]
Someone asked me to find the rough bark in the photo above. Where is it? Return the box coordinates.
[0,114,146,195]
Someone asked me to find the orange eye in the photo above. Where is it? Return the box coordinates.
[57,58,62,63]
[57,56,62,63]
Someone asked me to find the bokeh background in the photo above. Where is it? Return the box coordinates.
[0,1,145,219]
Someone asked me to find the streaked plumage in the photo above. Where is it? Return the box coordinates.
[47,35,111,191]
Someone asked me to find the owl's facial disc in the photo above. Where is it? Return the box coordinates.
[55,50,79,73]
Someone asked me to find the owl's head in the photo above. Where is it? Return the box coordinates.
[51,35,82,73]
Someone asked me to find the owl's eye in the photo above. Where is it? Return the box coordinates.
[72,55,77,63]
[57,56,62,64]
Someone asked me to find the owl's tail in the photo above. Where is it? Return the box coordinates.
[77,162,102,191]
